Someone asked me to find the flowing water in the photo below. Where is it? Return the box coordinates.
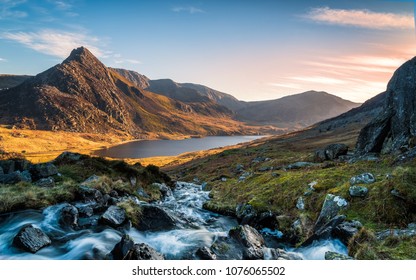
[0,182,347,260]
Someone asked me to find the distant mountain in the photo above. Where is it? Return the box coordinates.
[109,68,150,89]
[0,47,249,138]
[235,91,361,128]
[0,75,31,90]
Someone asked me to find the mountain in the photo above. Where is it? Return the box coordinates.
[0,75,31,90]
[0,47,249,138]
[109,68,150,89]
[235,91,360,128]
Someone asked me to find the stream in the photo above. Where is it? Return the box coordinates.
[0,182,347,260]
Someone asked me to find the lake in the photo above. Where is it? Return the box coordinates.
[93,135,265,159]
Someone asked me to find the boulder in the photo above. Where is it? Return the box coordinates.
[296,197,305,210]
[267,248,303,260]
[0,170,31,184]
[196,246,217,260]
[0,160,15,174]
[124,243,165,260]
[35,177,55,188]
[286,162,315,170]
[152,183,172,198]
[59,204,79,228]
[349,186,369,197]
[54,152,82,164]
[78,186,105,205]
[111,234,135,260]
[314,194,348,233]
[229,225,265,260]
[315,144,349,162]
[30,163,58,180]
[100,206,126,227]
[356,57,416,155]
[13,224,51,253]
[235,203,257,225]
[333,220,362,245]
[350,173,375,185]
[77,205,94,217]
[303,215,346,246]
[325,251,353,260]
[135,205,176,231]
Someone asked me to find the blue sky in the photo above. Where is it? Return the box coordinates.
[0,0,415,102]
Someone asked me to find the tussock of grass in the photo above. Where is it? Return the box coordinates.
[117,199,142,227]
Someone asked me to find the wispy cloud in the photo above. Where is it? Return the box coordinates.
[0,0,27,20]
[2,29,105,58]
[114,58,141,65]
[0,57,6,62]
[290,76,347,85]
[172,6,205,14]
[303,7,414,29]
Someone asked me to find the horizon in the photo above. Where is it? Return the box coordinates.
[0,0,415,103]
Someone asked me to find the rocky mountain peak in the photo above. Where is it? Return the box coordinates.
[356,56,416,155]
[63,46,97,64]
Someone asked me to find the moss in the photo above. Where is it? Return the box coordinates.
[117,199,142,227]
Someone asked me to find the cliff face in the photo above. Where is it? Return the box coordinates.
[356,57,416,154]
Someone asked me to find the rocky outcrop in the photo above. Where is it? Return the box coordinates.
[111,234,135,260]
[195,246,217,260]
[100,206,126,227]
[30,163,58,180]
[229,225,265,260]
[124,243,165,260]
[349,186,369,197]
[59,204,79,228]
[13,224,51,253]
[333,220,362,245]
[135,205,176,231]
[356,57,416,155]
[314,194,348,233]
[314,144,349,162]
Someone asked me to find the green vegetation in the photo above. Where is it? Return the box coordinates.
[117,199,142,228]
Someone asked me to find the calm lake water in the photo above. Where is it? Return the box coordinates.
[94,135,265,158]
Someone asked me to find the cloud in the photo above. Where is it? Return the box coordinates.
[114,58,141,65]
[290,76,347,85]
[0,57,6,62]
[2,29,105,58]
[172,6,205,14]
[303,7,414,29]
[0,0,27,20]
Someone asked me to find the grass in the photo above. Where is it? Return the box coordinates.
[117,199,142,228]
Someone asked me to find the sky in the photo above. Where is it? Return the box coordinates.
[0,0,415,103]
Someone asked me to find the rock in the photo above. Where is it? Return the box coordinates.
[82,175,100,185]
[236,203,257,225]
[13,224,51,253]
[229,225,265,260]
[100,206,126,227]
[252,157,266,164]
[136,187,150,198]
[77,205,94,217]
[258,166,272,172]
[286,162,315,170]
[325,251,353,260]
[59,204,79,228]
[130,177,137,187]
[0,171,31,184]
[109,190,119,198]
[78,186,105,205]
[266,248,303,260]
[296,197,305,210]
[333,220,362,245]
[376,223,416,240]
[111,234,135,260]
[152,183,172,198]
[221,177,227,182]
[315,144,349,162]
[234,164,245,173]
[54,152,82,164]
[124,243,164,260]
[0,160,15,174]
[314,194,348,233]
[35,177,55,188]
[30,163,58,180]
[349,186,369,197]
[135,205,176,231]
[196,246,217,260]
[304,215,346,246]
[356,57,416,155]
[350,173,375,185]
